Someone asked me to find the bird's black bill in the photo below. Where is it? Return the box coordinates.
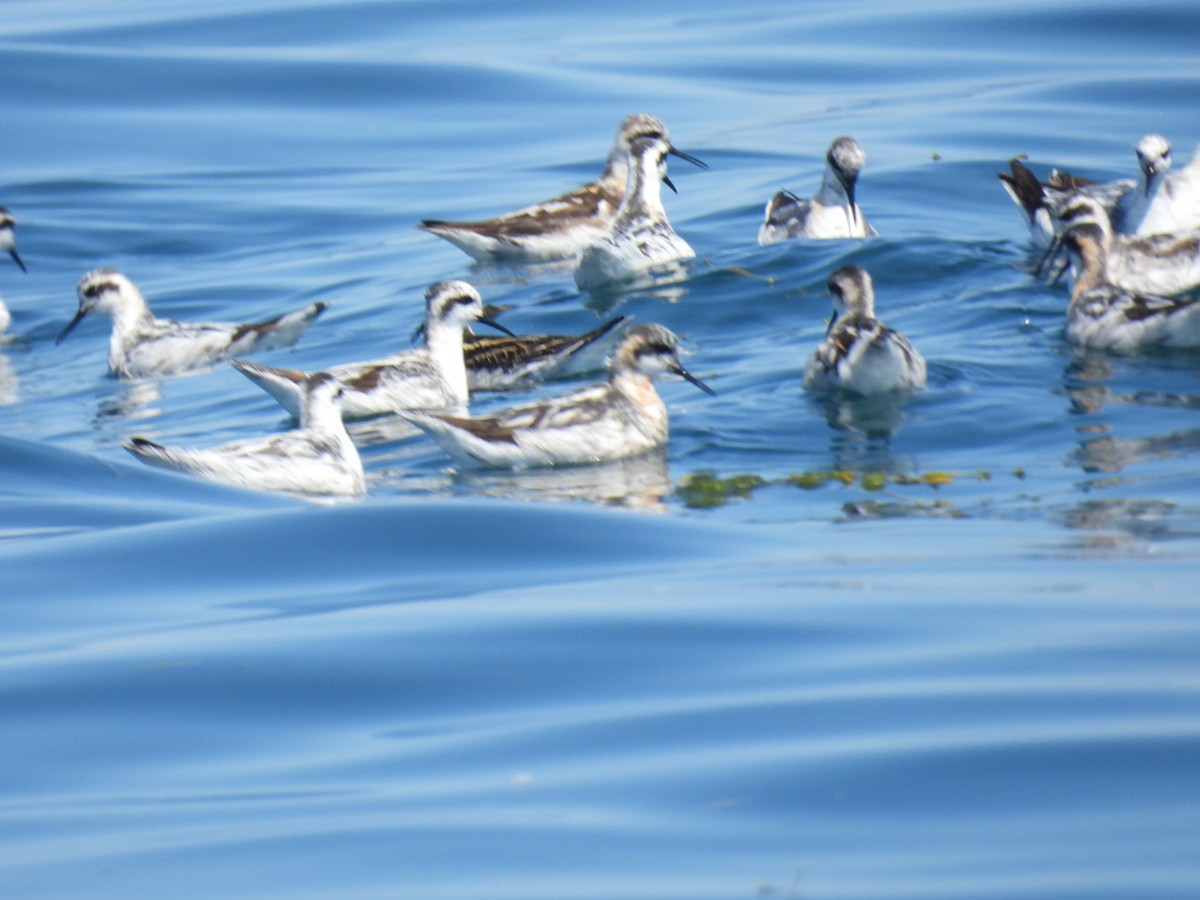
[824,311,840,338]
[1047,254,1069,285]
[663,175,678,194]
[9,248,26,273]
[479,315,516,337]
[669,146,709,170]
[675,364,716,396]
[56,310,86,345]
[1033,237,1065,281]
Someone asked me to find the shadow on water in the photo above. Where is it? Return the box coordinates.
[95,379,163,423]
[450,447,671,511]
[354,412,673,511]
[579,260,693,314]
[1050,349,1200,552]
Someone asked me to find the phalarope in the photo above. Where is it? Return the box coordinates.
[574,129,706,289]
[403,323,714,469]
[1060,220,1200,351]
[419,114,681,262]
[999,134,1173,247]
[56,268,327,378]
[0,206,27,335]
[1045,195,1200,296]
[234,280,512,419]
[0,206,27,274]
[1134,142,1200,236]
[759,137,877,243]
[804,266,926,395]
[126,371,365,497]
[463,314,629,391]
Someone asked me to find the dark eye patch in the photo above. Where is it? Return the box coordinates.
[82,282,110,298]
[640,341,674,356]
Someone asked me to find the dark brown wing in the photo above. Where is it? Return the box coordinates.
[230,302,327,344]
[420,182,619,240]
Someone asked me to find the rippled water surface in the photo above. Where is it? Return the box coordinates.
[3,2,1200,897]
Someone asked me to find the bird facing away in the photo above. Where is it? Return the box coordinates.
[125,372,365,497]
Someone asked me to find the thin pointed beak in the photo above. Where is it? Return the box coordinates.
[57,309,86,345]
[846,182,859,226]
[1048,254,1069,285]
[1144,157,1168,195]
[824,310,839,337]
[8,247,26,273]
[478,315,515,337]
[410,322,426,344]
[673,362,715,396]
[663,174,678,194]
[668,146,708,170]
[1033,236,1061,279]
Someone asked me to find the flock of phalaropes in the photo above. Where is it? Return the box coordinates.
[5,113,1199,498]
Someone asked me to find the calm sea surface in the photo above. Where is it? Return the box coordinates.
[2,1,1199,897]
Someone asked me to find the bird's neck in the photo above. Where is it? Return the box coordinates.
[614,156,665,227]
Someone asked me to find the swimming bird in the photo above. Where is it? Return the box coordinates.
[0,206,27,335]
[418,114,685,262]
[403,323,714,469]
[758,136,877,243]
[1000,134,1174,247]
[463,315,629,391]
[0,206,27,274]
[804,265,926,395]
[233,280,512,419]
[56,268,327,378]
[1060,220,1200,351]
[1044,195,1200,296]
[574,129,706,289]
[1134,142,1200,237]
[125,372,365,497]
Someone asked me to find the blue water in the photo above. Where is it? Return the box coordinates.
[3,1,1200,897]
